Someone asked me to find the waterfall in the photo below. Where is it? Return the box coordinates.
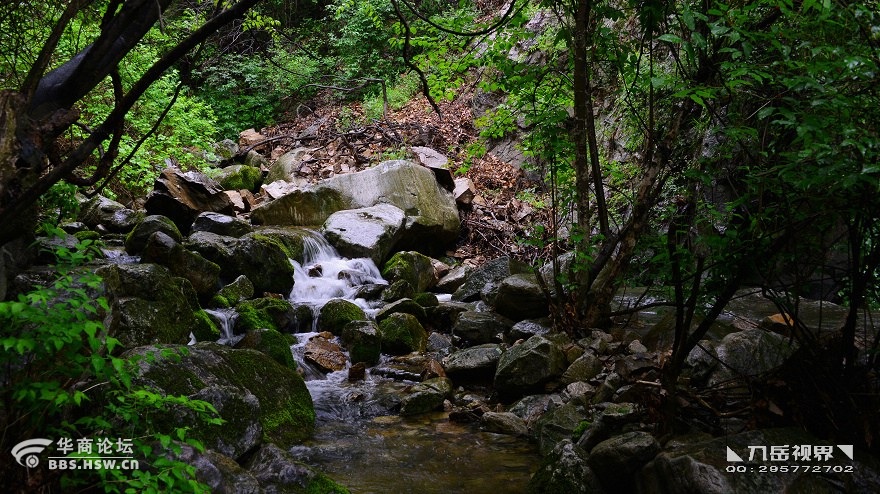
[205,308,241,345]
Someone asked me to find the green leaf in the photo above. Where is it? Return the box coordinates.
[658,33,683,44]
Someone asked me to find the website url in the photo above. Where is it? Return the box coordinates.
[47,458,140,470]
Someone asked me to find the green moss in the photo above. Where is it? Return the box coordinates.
[219,165,263,192]
[191,309,221,342]
[248,233,295,259]
[304,474,351,494]
[235,328,297,371]
[318,299,366,334]
[236,297,295,332]
[73,230,100,241]
[211,294,231,308]
[381,251,434,293]
[412,292,439,308]
[572,420,592,439]
[378,313,427,355]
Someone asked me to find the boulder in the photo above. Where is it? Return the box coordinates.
[234,328,297,371]
[493,272,548,321]
[453,177,476,207]
[378,313,427,355]
[399,377,453,416]
[588,431,660,491]
[435,265,469,294]
[561,352,604,385]
[144,168,235,234]
[442,344,503,382]
[235,297,301,333]
[214,164,263,192]
[266,147,317,183]
[99,263,218,347]
[381,279,415,302]
[140,231,221,299]
[453,311,513,345]
[453,256,530,302]
[322,204,406,265]
[244,443,350,494]
[495,335,567,400]
[535,402,585,455]
[79,195,143,234]
[303,334,347,372]
[125,215,182,254]
[527,440,605,494]
[318,298,367,334]
[509,318,552,341]
[233,233,296,294]
[411,146,454,192]
[251,185,348,227]
[211,275,254,308]
[191,212,252,238]
[381,251,437,293]
[709,329,797,387]
[127,343,315,449]
[375,298,427,324]
[480,412,528,436]
[174,444,261,493]
[341,320,382,365]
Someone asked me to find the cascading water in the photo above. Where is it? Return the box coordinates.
[204,308,240,345]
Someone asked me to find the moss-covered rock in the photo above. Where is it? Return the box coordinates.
[192,309,221,342]
[378,313,427,355]
[141,231,221,299]
[318,298,367,334]
[381,279,415,302]
[73,230,100,242]
[381,251,436,293]
[399,377,453,416]
[215,164,263,192]
[375,298,427,324]
[235,233,296,295]
[128,343,315,449]
[211,275,254,308]
[235,297,300,333]
[125,215,182,254]
[412,292,439,308]
[341,320,381,365]
[235,328,297,371]
[245,443,350,493]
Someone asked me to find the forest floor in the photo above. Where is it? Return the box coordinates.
[252,89,556,268]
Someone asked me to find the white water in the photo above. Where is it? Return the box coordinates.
[205,308,241,345]
[289,231,387,325]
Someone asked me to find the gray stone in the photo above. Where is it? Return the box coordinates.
[322,204,406,265]
[266,147,316,183]
[535,402,586,455]
[376,298,427,325]
[144,168,235,234]
[453,310,513,345]
[509,318,552,341]
[453,256,530,302]
[527,439,605,494]
[381,250,437,293]
[709,329,797,387]
[174,444,261,494]
[443,344,503,381]
[399,377,453,416]
[125,215,182,254]
[191,212,252,238]
[244,443,348,493]
[79,195,143,234]
[481,411,528,436]
[588,431,660,490]
[495,335,567,400]
[435,264,469,293]
[493,272,548,321]
[140,231,221,298]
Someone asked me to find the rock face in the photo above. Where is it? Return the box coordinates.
[128,343,315,450]
[495,335,567,400]
[322,204,405,265]
[99,263,218,347]
[144,168,235,234]
[252,160,459,252]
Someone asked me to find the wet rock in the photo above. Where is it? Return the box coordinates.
[174,444,261,493]
[493,272,548,321]
[378,313,428,355]
[588,431,660,491]
[443,344,503,382]
[191,211,252,238]
[577,402,641,451]
[435,264,469,293]
[709,329,797,387]
[376,298,427,324]
[527,439,605,494]
[422,359,446,380]
[79,195,144,234]
[591,372,624,404]
[535,402,586,455]
[128,343,315,448]
[125,215,182,254]
[212,275,254,308]
[481,411,528,436]
[381,250,437,293]
[233,233,296,294]
[453,311,513,345]
[244,443,350,493]
[495,335,567,401]
[564,382,596,405]
[341,320,382,365]
[303,334,347,372]
[235,328,297,371]
[144,168,235,234]
[140,231,221,299]
[235,297,299,333]
[509,394,560,429]
[381,279,415,302]
[214,164,263,193]
[412,291,439,308]
[99,263,218,347]
[318,298,367,334]
[322,204,405,265]
[348,361,367,382]
[509,318,552,341]
[425,301,471,332]
[561,352,604,385]
[400,377,453,416]
[453,256,530,302]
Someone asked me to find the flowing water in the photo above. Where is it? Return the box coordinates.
[282,231,541,493]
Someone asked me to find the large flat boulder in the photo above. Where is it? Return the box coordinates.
[321,204,405,265]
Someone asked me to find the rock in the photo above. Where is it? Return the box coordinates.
[238,128,264,148]
[266,147,316,183]
[145,168,235,234]
[233,233,297,294]
[79,195,144,234]
[191,212,252,238]
[577,402,641,451]
[260,179,297,200]
[562,352,604,385]
[481,411,528,436]
[381,250,437,293]
[493,272,548,321]
[509,394,560,429]
[709,329,797,387]
[535,402,587,455]
[212,139,239,161]
[235,297,300,333]
[214,164,263,193]
[509,318,552,341]
[140,231,221,299]
[99,263,218,347]
[411,146,454,192]
[212,275,254,308]
[243,150,267,169]
[318,298,367,334]
[375,298,427,324]
[341,320,382,365]
[400,377,453,416]
[588,431,660,490]
[495,335,567,400]
[453,311,513,345]
[378,313,428,355]
[175,444,261,493]
[528,440,605,494]
[412,292,439,308]
[443,344,503,382]
[425,301,471,332]
[128,343,315,449]
[125,215,182,254]
[564,382,596,404]
[426,332,453,356]
[628,339,648,354]
[234,328,297,371]
[453,177,476,206]
[322,204,405,265]
[435,264,469,293]
[303,334,347,372]
[244,443,350,493]
[453,256,530,302]
[252,160,460,253]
